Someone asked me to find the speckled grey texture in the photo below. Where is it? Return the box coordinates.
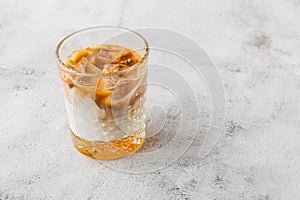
[1,0,300,199]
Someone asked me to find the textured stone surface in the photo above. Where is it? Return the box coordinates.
[1,0,300,199]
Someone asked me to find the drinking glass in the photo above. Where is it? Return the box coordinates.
[56,26,149,159]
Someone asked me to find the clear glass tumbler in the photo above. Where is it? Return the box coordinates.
[56,26,149,160]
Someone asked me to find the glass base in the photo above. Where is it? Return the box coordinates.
[71,131,145,160]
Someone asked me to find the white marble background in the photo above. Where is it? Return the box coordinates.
[1,0,300,199]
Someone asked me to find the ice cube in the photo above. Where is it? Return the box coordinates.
[80,57,102,74]
[97,45,126,63]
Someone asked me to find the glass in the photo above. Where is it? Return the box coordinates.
[56,26,149,160]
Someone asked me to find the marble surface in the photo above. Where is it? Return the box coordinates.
[1,0,300,199]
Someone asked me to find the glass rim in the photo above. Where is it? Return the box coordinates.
[55,26,149,77]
